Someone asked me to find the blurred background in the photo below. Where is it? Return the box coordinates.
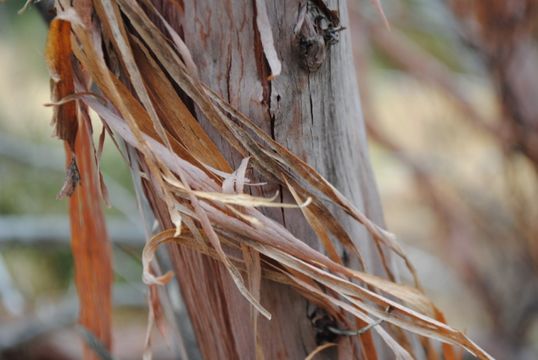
[0,0,537,359]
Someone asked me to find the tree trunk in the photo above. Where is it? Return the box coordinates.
[154,0,390,358]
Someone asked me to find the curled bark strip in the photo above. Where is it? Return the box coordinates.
[254,0,282,79]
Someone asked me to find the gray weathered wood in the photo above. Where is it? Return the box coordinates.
[156,0,391,358]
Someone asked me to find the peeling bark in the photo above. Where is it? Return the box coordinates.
[154,0,390,358]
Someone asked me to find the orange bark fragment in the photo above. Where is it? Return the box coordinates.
[46,19,78,151]
[47,16,113,359]
[67,110,113,359]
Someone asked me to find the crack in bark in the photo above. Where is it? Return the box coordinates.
[307,76,315,127]
[225,43,233,104]
[251,0,286,225]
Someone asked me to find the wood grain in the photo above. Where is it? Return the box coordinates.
[154,0,392,358]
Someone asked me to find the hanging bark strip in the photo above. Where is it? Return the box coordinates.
[46,14,113,360]
[67,110,113,360]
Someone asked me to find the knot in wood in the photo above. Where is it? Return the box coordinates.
[294,0,344,72]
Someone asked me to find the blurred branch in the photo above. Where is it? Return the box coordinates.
[0,284,147,354]
[0,132,140,225]
[369,26,509,143]
[0,253,25,316]
[0,133,64,171]
[447,0,538,169]
[0,215,144,246]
